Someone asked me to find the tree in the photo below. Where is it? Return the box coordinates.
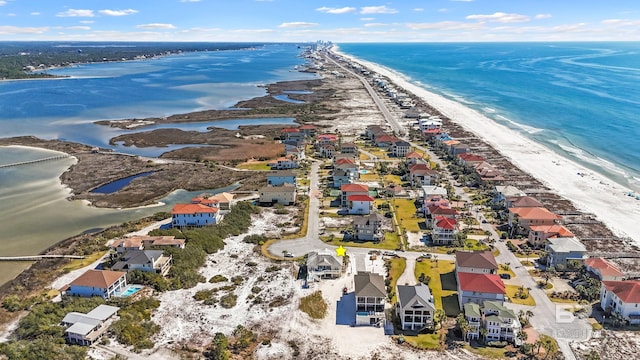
[539,334,558,359]
[516,329,528,344]
[479,328,488,344]
[434,309,446,329]
[205,333,230,360]
[456,313,470,340]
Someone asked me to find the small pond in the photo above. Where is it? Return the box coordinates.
[91,171,155,194]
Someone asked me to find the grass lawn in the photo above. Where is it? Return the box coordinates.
[403,333,441,350]
[464,343,515,359]
[62,251,108,272]
[505,285,536,306]
[387,257,407,303]
[299,291,328,319]
[323,231,401,251]
[359,173,381,182]
[298,179,310,187]
[548,296,579,304]
[498,265,516,279]
[393,198,421,232]
[236,161,272,171]
[383,174,403,185]
[414,260,459,315]
[359,153,371,160]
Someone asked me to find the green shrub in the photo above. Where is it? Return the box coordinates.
[220,293,238,309]
[209,275,228,283]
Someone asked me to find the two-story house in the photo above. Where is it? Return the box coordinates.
[457,272,506,310]
[354,271,386,326]
[545,237,587,268]
[269,155,299,170]
[391,140,411,157]
[585,258,624,281]
[455,250,498,274]
[266,170,297,186]
[111,249,172,276]
[396,284,435,330]
[528,224,575,247]
[509,207,561,231]
[432,216,459,245]
[483,301,522,344]
[307,250,343,280]
[172,203,220,228]
[64,269,127,299]
[600,280,640,324]
[347,194,375,215]
[341,183,369,207]
[259,184,297,205]
[353,213,384,241]
[62,304,120,346]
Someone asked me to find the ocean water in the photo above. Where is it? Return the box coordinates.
[0,43,314,284]
[337,42,640,191]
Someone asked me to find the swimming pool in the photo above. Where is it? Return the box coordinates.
[359,170,369,174]
[119,284,144,297]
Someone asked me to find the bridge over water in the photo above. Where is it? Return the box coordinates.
[0,154,72,169]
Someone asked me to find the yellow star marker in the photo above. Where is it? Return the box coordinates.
[336,245,347,257]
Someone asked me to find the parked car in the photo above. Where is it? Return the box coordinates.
[383,251,397,257]
[284,252,294,258]
[499,273,511,279]
[420,253,432,259]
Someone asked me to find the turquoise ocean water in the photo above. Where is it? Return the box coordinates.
[338,42,640,192]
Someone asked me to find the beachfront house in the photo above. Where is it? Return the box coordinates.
[306,250,343,280]
[528,224,575,247]
[396,284,435,331]
[508,207,561,231]
[354,271,386,326]
[266,170,297,186]
[340,183,369,207]
[64,269,127,300]
[494,185,526,205]
[483,301,522,345]
[600,280,640,324]
[259,184,297,205]
[347,194,375,215]
[507,196,543,209]
[62,304,120,346]
[457,153,486,167]
[111,249,172,276]
[353,213,384,241]
[455,250,499,274]
[463,303,481,341]
[110,235,185,253]
[545,237,587,269]
[585,258,624,281]
[172,203,220,228]
[457,272,506,310]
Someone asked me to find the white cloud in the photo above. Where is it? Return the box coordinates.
[438,8,449,13]
[360,17,375,21]
[466,12,530,23]
[66,26,91,31]
[316,7,356,15]
[0,1,6,6]
[360,6,398,15]
[364,23,388,27]
[137,23,176,29]
[80,20,94,24]
[406,21,485,31]
[180,0,201,2]
[413,8,424,12]
[99,9,138,16]
[31,12,41,16]
[278,22,318,28]
[535,14,552,20]
[57,9,94,18]
[7,13,15,16]
[0,25,48,34]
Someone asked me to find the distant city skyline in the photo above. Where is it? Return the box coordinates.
[0,0,639,42]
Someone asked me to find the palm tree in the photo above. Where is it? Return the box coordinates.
[516,329,528,344]
[456,313,470,340]
[434,309,446,329]
[479,328,488,344]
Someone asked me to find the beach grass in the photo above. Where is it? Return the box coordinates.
[387,257,406,303]
[464,344,514,359]
[299,291,328,319]
[414,260,457,312]
[62,251,107,272]
[505,285,536,306]
[236,161,272,171]
[393,198,421,232]
[403,333,441,350]
[323,231,401,251]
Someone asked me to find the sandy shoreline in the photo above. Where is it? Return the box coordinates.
[334,48,640,243]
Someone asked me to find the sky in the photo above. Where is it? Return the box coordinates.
[0,0,639,42]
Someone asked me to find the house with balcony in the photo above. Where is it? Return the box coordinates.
[425,205,459,228]
[319,144,336,158]
[545,237,587,268]
[64,270,127,300]
[269,155,299,170]
[457,272,506,310]
[347,194,375,215]
[396,284,435,331]
[266,170,297,186]
[455,250,498,274]
[110,236,185,253]
[494,185,526,205]
[340,142,358,155]
[432,216,459,245]
[391,140,411,157]
[508,207,561,231]
[172,203,220,228]
[111,249,172,276]
[259,184,297,205]
[585,258,624,281]
[483,301,522,344]
[528,224,575,247]
[307,250,343,280]
[600,280,640,324]
[340,183,369,207]
[463,303,481,341]
[62,305,120,346]
[299,124,317,137]
[457,153,486,167]
[353,213,384,241]
[354,272,386,326]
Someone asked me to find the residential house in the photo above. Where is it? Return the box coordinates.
[353,213,384,241]
[528,224,575,247]
[172,203,220,227]
[259,184,297,205]
[374,135,398,148]
[391,140,411,157]
[334,157,359,179]
[396,284,435,330]
[455,250,499,274]
[422,128,442,140]
[418,117,442,132]
[585,258,624,281]
[208,192,235,211]
[494,186,526,204]
[457,272,506,309]
[285,145,305,161]
[457,153,486,167]
[191,195,219,208]
[354,272,386,326]
[319,144,336,158]
[474,162,505,182]
[340,183,369,207]
[464,303,482,341]
[64,269,127,299]
[280,127,301,140]
[425,205,459,228]
[508,207,561,230]
[600,280,640,324]
[62,305,120,346]
[365,125,387,141]
[340,143,358,155]
[483,301,522,344]
[112,249,172,276]
[348,194,375,215]
[110,237,144,253]
[317,134,339,148]
[266,170,297,186]
[299,124,317,137]
[307,250,343,280]
[545,237,587,268]
[269,155,299,170]
[111,236,185,253]
[421,185,448,203]
[333,168,356,188]
[432,216,459,245]
[507,196,543,209]
[408,164,438,187]
[405,151,423,166]
[449,143,471,157]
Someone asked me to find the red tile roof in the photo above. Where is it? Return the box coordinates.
[603,281,640,303]
[340,184,369,192]
[428,205,459,216]
[406,151,422,159]
[409,163,430,172]
[69,269,126,289]
[509,196,543,208]
[457,153,486,162]
[458,273,505,294]
[529,224,574,238]
[281,128,300,133]
[318,134,338,141]
[335,158,356,165]
[434,216,457,230]
[172,203,219,215]
[375,135,398,143]
[348,195,375,202]
[586,258,624,277]
[510,207,561,221]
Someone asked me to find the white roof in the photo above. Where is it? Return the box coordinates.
[421,186,448,197]
[547,237,587,253]
[86,305,120,321]
[66,322,98,336]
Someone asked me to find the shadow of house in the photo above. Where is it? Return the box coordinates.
[440,271,458,291]
[442,294,461,317]
[336,292,356,325]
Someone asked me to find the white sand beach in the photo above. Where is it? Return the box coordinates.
[335,49,640,244]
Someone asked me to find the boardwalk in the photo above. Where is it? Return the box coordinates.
[0,154,71,169]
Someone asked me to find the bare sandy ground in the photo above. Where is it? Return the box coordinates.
[334,49,640,244]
